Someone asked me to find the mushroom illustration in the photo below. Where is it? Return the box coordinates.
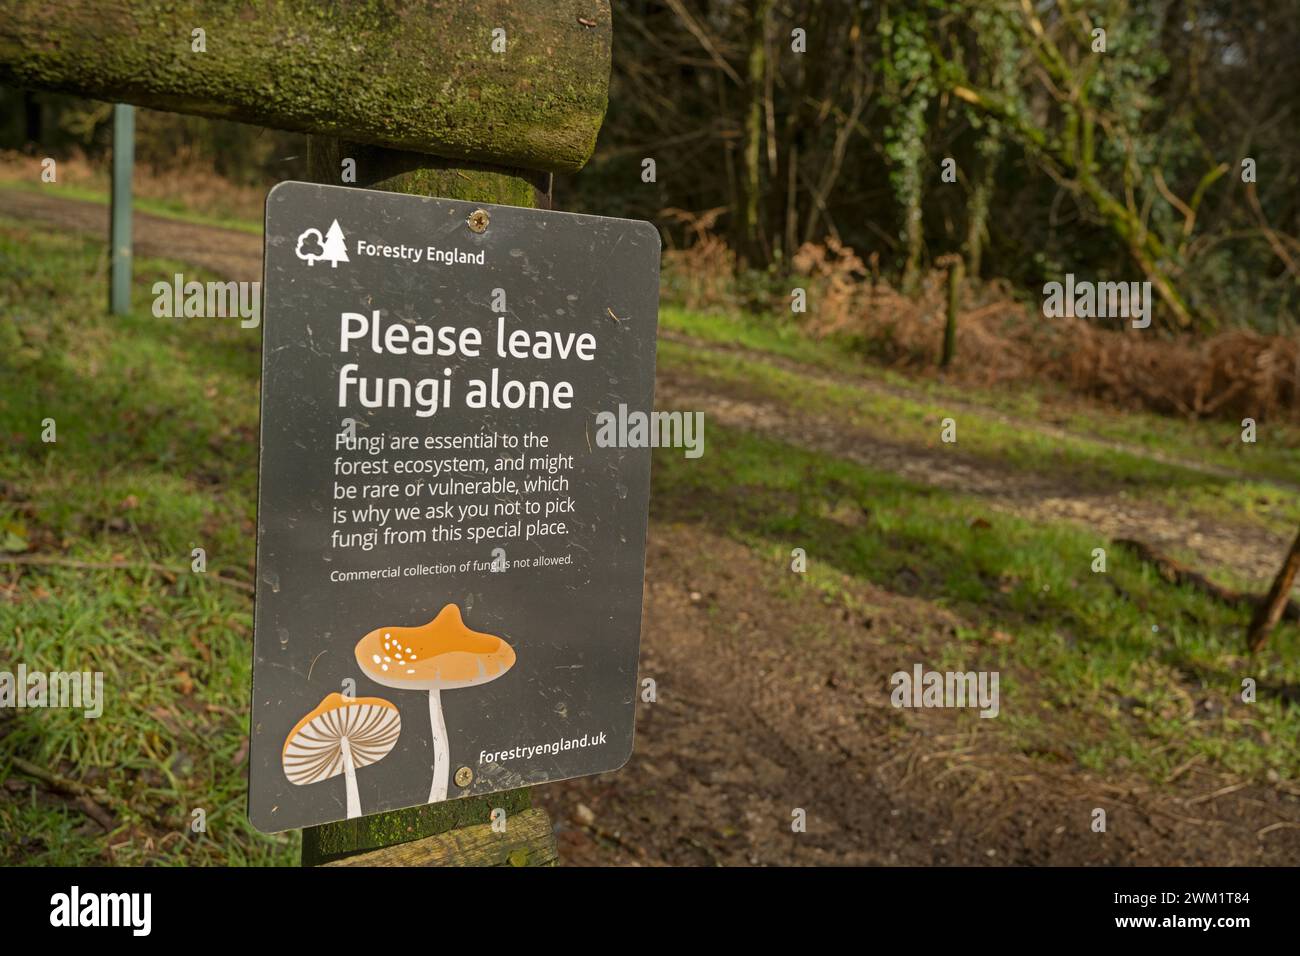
[282,692,401,819]
[354,603,515,803]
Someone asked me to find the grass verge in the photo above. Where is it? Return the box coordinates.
[1,220,1295,865]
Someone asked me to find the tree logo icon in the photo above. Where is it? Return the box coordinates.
[295,219,350,267]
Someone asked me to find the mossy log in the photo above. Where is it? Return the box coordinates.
[302,786,536,866]
[306,137,550,208]
[0,0,611,172]
[318,808,558,867]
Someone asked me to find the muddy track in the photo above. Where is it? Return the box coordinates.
[9,188,1288,577]
[656,364,1291,588]
[12,188,1290,578]
[660,328,1300,495]
[3,189,263,281]
[536,525,1300,866]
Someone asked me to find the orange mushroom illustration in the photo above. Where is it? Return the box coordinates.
[354,603,516,803]
[282,693,401,819]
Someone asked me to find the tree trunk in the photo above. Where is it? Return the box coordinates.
[964,137,1000,279]
[901,184,925,296]
[941,256,963,367]
[735,0,772,264]
[22,91,41,144]
[784,139,799,261]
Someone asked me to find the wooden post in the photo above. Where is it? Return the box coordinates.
[1247,526,1300,652]
[109,103,133,314]
[939,253,962,368]
[0,0,614,866]
[299,140,555,866]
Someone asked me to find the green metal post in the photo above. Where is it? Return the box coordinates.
[109,103,134,314]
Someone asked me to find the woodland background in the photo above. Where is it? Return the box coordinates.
[5,2,1297,322]
[6,1,1297,423]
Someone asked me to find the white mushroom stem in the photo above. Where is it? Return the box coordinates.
[428,688,450,803]
[340,736,360,819]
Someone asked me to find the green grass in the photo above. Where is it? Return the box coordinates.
[649,425,1300,782]
[0,179,262,235]
[1,219,1296,865]
[0,218,291,864]
[658,324,1300,544]
[662,305,1300,492]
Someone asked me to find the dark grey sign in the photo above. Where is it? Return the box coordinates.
[249,182,659,832]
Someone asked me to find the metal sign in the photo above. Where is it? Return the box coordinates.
[249,182,660,832]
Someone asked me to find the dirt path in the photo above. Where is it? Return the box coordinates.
[7,188,1286,583]
[8,189,1285,534]
[660,329,1300,495]
[1,189,263,281]
[656,366,1292,587]
[537,524,1300,865]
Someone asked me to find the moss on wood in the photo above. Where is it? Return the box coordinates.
[302,789,536,866]
[306,138,546,207]
[0,0,611,172]
[317,807,558,867]
[298,138,550,866]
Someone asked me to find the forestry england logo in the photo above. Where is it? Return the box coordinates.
[296,219,350,267]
